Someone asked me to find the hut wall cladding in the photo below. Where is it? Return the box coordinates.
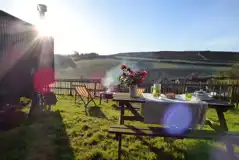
[0,10,54,98]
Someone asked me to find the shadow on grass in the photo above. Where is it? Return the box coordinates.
[0,108,28,131]
[0,110,74,160]
[228,108,239,115]
[205,120,225,132]
[111,103,141,111]
[138,136,239,160]
[207,146,239,160]
[87,106,108,120]
[111,104,120,110]
[53,111,75,160]
[137,137,176,159]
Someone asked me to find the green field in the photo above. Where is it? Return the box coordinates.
[55,57,229,79]
[1,96,238,160]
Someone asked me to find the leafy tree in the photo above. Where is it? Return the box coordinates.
[72,51,80,57]
[217,63,239,78]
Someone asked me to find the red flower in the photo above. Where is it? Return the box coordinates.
[140,79,143,84]
[129,73,134,77]
[127,68,132,72]
[121,64,127,70]
[142,70,147,77]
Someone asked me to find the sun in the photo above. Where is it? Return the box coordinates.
[38,25,51,36]
[36,20,53,37]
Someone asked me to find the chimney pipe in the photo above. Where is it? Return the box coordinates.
[37,4,47,19]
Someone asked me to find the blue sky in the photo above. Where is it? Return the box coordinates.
[1,0,239,55]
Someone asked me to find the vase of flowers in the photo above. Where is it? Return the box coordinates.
[129,84,137,97]
[119,64,148,97]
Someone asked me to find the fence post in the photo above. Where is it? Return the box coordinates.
[69,82,72,96]
[118,84,121,92]
[231,83,235,104]
[94,82,97,97]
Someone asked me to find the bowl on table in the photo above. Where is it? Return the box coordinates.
[165,93,176,99]
[193,90,213,100]
[104,91,115,99]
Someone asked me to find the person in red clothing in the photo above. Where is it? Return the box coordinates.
[33,67,55,94]
[31,67,56,111]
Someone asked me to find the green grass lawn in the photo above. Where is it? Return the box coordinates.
[0,96,239,160]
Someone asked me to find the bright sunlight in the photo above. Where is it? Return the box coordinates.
[36,20,53,37]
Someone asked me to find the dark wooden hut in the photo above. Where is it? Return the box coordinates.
[0,10,54,105]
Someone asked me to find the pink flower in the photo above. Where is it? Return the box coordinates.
[121,64,127,70]
[129,73,134,77]
[142,70,148,77]
[140,79,143,84]
[127,68,133,73]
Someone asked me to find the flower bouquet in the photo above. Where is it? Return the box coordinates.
[119,64,147,97]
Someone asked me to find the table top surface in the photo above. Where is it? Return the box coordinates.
[100,91,115,95]
[113,92,235,108]
[113,92,145,103]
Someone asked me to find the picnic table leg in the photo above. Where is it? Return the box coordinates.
[99,93,102,105]
[119,101,125,125]
[216,109,234,157]
[117,133,122,160]
[117,101,125,160]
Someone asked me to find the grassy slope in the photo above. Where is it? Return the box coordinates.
[55,57,229,79]
[56,58,121,79]
[113,51,239,63]
[0,96,239,160]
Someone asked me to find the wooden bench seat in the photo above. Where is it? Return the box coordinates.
[109,125,239,140]
[109,125,239,159]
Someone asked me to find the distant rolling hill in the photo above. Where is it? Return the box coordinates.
[112,51,239,63]
[113,56,234,66]
[53,52,230,82]
[54,54,76,69]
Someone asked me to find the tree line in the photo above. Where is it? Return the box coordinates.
[71,51,100,60]
[217,63,239,78]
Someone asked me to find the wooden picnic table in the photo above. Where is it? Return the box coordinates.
[113,92,234,124]
[99,91,114,105]
[111,92,235,160]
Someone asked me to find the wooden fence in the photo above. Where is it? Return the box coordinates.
[49,79,239,106]
[49,79,104,97]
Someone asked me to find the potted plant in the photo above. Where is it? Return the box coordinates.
[119,64,147,97]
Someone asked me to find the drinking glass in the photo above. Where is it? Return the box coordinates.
[185,93,192,101]
[152,84,161,97]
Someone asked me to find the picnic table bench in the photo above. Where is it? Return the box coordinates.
[109,124,239,140]
[109,92,237,160]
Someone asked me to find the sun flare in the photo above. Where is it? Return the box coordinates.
[37,20,53,37]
